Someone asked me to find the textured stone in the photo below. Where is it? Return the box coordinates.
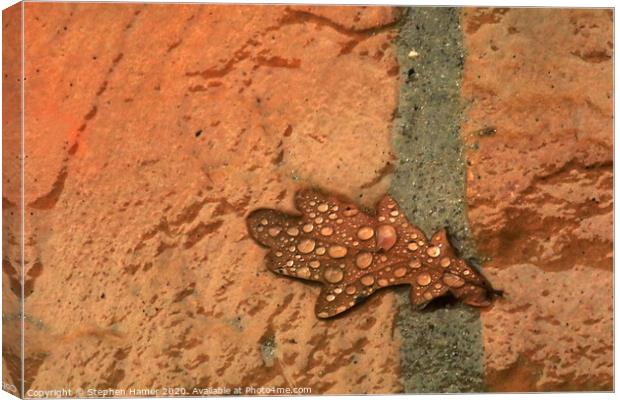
[20,3,401,394]
[481,264,612,391]
[4,4,613,394]
[2,3,24,397]
[461,8,613,391]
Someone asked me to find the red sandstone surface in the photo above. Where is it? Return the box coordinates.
[461,8,613,391]
[2,3,613,395]
[2,3,23,395]
[16,3,402,394]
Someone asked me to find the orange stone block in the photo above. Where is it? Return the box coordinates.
[461,7,613,391]
[12,2,402,394]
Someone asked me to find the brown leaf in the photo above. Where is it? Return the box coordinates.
[247,188,498,319]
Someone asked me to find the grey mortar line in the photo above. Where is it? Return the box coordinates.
[389,7,486,393]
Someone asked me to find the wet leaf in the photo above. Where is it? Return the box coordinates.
[247,188,498,319]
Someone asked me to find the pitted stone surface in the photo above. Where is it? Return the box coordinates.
[461,8,613,391]
[18,3,402,393]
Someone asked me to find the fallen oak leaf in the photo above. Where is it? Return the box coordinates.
[247,188,499,319]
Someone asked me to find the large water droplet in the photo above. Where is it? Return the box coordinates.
[416,272,431,286]
[360,275,375,286]
[426,246,441,258]
[324,267,344,283]
[376,224,397,252]
[320,226,334,236]
[287,227,300,236]
[357,226,374,241]
[297,239,316,254]
[355,252,373,269]
[394,267,407,278]
[328,245,347,259]
[317,203,329,212]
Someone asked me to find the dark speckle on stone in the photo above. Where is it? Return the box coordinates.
[195,130,202,138]
[259,331,276,367]
[476,126,497,136]
[407,67,416,82]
